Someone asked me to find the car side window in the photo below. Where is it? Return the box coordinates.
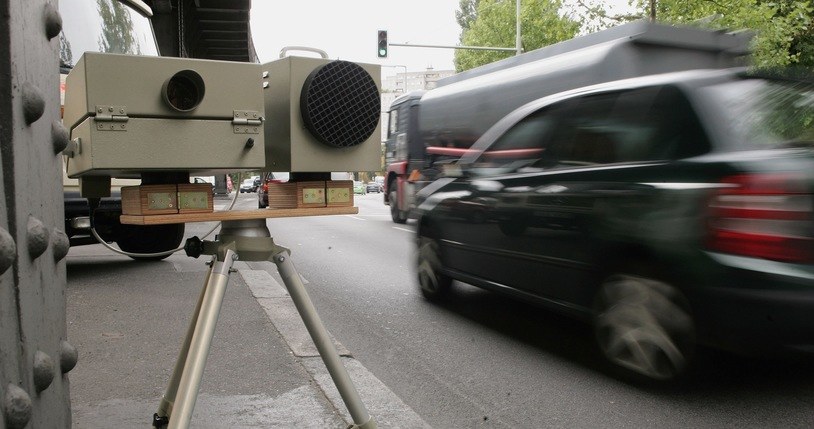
[468,106,561,175]
[542,86,710,169]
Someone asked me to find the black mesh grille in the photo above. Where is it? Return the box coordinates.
[300,61,380,148]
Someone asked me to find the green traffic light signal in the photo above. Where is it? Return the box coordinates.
[378,30,388,58]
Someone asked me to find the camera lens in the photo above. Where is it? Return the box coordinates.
[162,70,205,111]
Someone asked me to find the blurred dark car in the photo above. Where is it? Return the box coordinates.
[414,69,814,382]
[366,182,382,193]
[257,172,290,208]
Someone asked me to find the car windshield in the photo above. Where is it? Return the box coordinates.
[704,77,814,149]
[58,0,158,71]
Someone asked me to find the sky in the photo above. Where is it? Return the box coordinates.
[249,1,635,78]
[250,0,462,77]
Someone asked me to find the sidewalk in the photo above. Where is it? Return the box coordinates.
[66,243,428,428]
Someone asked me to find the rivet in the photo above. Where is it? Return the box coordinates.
[22,82,46,125]
[97,108,103,113]
[0,228,15,275]
[3,384,32,429]
[51,229,70,262]
[108,107,113,112]
[51,121,69,154]
[43,3,62,40]
[33,351,55,392]
[27,216,49,259]
[59,341,78,374]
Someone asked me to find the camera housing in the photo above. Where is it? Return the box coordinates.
[63,52,266,178]
[63,53,383,180]
[261,56,381,172]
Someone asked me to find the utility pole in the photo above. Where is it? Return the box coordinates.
[516,0,522,55]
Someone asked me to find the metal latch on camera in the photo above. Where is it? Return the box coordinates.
[94,105,128,131]
[232,110,263,134]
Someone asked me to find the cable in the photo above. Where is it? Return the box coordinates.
[88,173,244,258]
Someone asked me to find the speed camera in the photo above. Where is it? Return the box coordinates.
[62,53,265,177]
[261,56,382,172]
[62,52,382,178]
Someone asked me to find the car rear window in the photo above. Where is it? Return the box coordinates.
[703,78,814,150]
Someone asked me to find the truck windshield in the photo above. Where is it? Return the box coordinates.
[58,0,158,71]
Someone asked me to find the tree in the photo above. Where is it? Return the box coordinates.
[454,0,581,72]
[456,0,481,33]
[572,0,814,68]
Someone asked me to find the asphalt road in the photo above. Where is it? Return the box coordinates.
[233,191,814,428]
[69,191,814,428]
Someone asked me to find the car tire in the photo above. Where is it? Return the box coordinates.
[116,223,185,261]
[258,198,267,209]
[417,237,452,301]
[593,271,695,382]
[389,188,407,224]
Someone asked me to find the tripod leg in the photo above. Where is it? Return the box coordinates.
[272,249,377,429]
[154,256,215,427]
[166,249,237,429]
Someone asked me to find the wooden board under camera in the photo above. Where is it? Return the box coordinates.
[119,206,359,225]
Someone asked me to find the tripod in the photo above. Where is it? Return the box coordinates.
[151,218,376,429]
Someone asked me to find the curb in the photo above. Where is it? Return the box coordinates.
[240,268,431,428]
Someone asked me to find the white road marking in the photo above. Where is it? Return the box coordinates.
[392,227,412,233]
[348,216,366,221]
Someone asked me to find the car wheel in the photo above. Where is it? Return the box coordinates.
[258,198,267,209]
[116,223,185,261]
[417,237,452,301]
[389,188,407,224]
[593,272,695,382]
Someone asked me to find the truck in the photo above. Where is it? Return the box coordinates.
[383,20,751,223]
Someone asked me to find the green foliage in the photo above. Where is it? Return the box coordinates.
[456,0,481,32]
[454,0,581,72]
[651,0,814,68]
[573,0,814,68]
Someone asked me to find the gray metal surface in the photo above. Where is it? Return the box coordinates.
[0,1,75,427]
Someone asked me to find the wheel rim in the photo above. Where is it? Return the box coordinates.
[594,274,694,380]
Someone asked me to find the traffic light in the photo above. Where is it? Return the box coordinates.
[377,30,388,58]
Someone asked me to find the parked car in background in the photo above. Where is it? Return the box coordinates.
[239,178,255,193]
[257,172,290,208]
[353,181,367,195]
[414,69,814,383]
[366,182,382,193]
